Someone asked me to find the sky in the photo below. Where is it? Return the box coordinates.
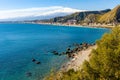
[0,0,119,10]
[0,0,120,20]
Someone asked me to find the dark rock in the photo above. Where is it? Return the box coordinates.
[36,61,41,64]
[67,48,71,51]
[67,54,72,58]
[66,51,70,54]
[69,50,73,53]
[71,54,76,58]
[26,72,32,77]
[93,43,96,45]
[78,49,81,51]
[58,54,62,56]
[32,58,36,62]
[74,47,79,52]
[52,51,59,55]
[80,43,82,45]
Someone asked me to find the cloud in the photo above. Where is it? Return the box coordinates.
[0,6,84,20]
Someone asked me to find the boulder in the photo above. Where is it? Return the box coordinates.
[52,51,59,55]
[26,72,32,77]
[36,61,41,64]
[32,58,36,62]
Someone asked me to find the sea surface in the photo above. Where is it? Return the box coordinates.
[0,23,109,80]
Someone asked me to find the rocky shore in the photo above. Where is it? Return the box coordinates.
[44,45,97,80]
[60,45,97,72]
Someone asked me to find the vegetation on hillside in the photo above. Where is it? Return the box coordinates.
[41,5,120,25]
[42,9,111,23]
[99,5,120,23]
[45,27,120,80]
[83,14,101,23]
[80,27,120,80]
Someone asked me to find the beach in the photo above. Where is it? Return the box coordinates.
[44,45,97,80]
[60,45,97,72]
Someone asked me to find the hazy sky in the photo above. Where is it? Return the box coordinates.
[0,0,119,10]
[0,0,119,20]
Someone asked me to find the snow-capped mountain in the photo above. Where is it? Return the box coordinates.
[0,6,85,21]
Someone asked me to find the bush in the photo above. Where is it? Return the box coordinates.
[82,27,120,80]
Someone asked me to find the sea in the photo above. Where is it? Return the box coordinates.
[0,23,110,80]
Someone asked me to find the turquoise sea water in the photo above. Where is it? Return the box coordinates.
[0,23,109,80]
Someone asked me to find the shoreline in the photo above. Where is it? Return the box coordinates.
[36,23,113,29]
[60,45,97,72]
[0,22,113,29]
[23,22,113,29]
[44,45,97,80]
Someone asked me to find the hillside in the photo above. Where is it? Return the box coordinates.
[40,5,120,26]
[99,5,120,23]
[83,14,100,23]
[42,9,111,23]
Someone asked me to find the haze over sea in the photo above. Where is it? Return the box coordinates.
[0,23,109,80]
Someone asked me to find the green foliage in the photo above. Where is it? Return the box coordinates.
[44,9,110,23]
[81,27,120,80]
[43,5,120,25]
[83,14,101,23]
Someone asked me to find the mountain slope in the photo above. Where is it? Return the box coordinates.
[44,9,111,23]
[99,5,120,23]
[83,14,101,23]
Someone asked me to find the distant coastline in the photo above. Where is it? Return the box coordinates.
[41,23,114,29]
[0,21,113,29]
[21,21,113,29]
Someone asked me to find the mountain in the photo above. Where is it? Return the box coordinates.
[99,5,120,23]
[42,5,120,25]
[43,9,111,23]
[0,12,77,21]
[0,6,82,21]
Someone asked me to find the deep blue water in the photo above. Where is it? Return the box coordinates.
[0,23,109,80]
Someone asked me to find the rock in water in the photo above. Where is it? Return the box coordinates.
[32,58,36,62]
[52,51,59,55]
[26,72,32,77]
[36,61,41,64]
